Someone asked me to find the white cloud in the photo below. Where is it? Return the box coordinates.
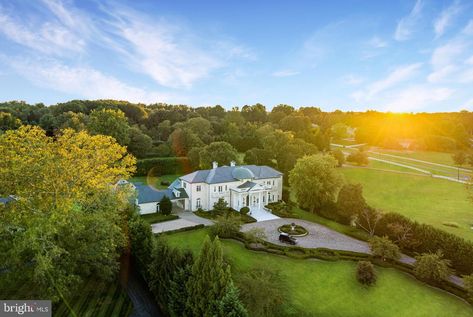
[272,70,300,77]
[383,85,454,111]
[0,8,85,55]
[427,65,458,82]
[368,36,388,48]
[434,1,462,38]
[431,41,465,67]
[394,0,423,41]
[463,20,473,35]
[8,57,173,104]
[353,63,423,101]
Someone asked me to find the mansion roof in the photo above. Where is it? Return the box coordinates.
[180,165,282,184]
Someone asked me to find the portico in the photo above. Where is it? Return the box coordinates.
[230,181,274,212]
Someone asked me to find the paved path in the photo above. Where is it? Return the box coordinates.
[151,211,213,233]
[241,218,464,288]
[249,207,280,221]
[241,218,371,253]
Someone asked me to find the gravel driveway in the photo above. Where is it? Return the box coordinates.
[241,218,371,253]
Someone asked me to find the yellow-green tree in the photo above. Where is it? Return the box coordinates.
[0,126,136,301]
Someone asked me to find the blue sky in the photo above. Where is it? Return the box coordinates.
[0,0,473,112]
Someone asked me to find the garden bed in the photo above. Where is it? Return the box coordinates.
[278,224,309,237]
[141,213,179,224]
[194,209,256,223]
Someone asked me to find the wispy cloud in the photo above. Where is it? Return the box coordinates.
[272,70,300,77]
[368,36,388,48]
[463,20,473,35]
[427,40,469,82]
[383,85,454,111]
[434,0,462,38]
[352,63,423,101]
[6,56,174,104]
[394,0,423,41]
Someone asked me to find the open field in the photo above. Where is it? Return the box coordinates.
[1,278,133,317]
[130,174,181,189]
[165,228,473,317]
[341,166,473,241]
[374,149,458,167]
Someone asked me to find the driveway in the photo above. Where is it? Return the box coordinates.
[241,218,370,253]
[151,210,213,234]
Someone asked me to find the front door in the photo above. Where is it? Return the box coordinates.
[246,195,249,207]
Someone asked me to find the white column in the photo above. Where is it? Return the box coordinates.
[258,191,261,210]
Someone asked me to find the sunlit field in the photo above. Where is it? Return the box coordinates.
[165,228,473,317]
[341,165,473,241]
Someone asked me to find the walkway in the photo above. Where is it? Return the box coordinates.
[151,210,213,234]
[241,218,464,288]
[249,207,280,222]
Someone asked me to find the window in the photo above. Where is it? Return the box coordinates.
[214,186,216,192]
[196,185,201,192]
[272,180,275,186]
[218,186,223,192]
[225,185,227,191]
[196,198,201,208]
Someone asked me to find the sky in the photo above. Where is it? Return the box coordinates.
[0,0,473,112]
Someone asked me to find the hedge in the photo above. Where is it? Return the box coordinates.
[135,157,191,176]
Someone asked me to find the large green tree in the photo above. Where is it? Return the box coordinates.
[127,126,153,158]
[199,141,239,169]
[336,183,367,221]
[87,108,131,145]
[289,154,343,212]
[0,126,136,301]
[186,236,233,316]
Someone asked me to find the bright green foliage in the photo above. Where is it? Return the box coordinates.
[128,214,154,276]
[0,126,136,301]
[331,123,349,140]
[216,281,248,317]
[186,236,233,317]
[289,154,344,212]
[414,251,452,282]
[347,149,369,166]
[87,108,131,145]
[213,197,229,213]
[168,264,193,317]
[369,236,401,261]
[0,112,21,132]
[211,214,241,238]
[199,141,239,169]
[159,195,173,215]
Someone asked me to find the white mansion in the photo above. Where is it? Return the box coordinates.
[133,161,283,215]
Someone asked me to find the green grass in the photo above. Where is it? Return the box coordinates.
[194,209,256,223]
[375,149,457,167]
[141,213,179,224]
[165,228,473,317]
[1,277,133,317]
[341,167,473,241]
[130,174,181,189]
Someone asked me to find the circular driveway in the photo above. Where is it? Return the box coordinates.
[241,218,371,254]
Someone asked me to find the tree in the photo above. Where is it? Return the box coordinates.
[414,251,452,283]
[0,112,21,132]
[354,207,382,237]
[245,227,267,247]
[211,214,241,238]
[216,281,248,317]
[168,128,203,156]
[199,141,239,169]
[244,148,273,166]
[452,151,467,166]
[336,183,367,221]
[464,274,473,302]
[128,213,154,276]
[331,123,349,140]
[369,236,401,261]
[187,146,204,170]
[356,261,377,286]
[87,109,131,145]
[331,149,345,167]
[347,149,369,166]
[289,154,343,212]
[186,236,233,316]
[0,126,135,301]
[159,196,173,215]
[237,267,286,317]
[127,126,153,158]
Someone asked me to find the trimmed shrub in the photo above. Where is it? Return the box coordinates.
[240,206,250,215]
[414,251,452,283]
[356,261,377,286]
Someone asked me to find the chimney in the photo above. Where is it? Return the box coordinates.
[212,161,218,169]
[230,160,236,167]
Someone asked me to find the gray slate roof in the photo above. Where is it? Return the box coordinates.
[180,165,282,184]
[237,181,257,189]
[134,184,188,204]
[0,196,14,204]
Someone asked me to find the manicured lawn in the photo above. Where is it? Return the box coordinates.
[165,228,473,317]
[375,149,457,167]
[130,174,181,189]
[1,277,133,317]
[341,167,473,241]
[141,213,179,224]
